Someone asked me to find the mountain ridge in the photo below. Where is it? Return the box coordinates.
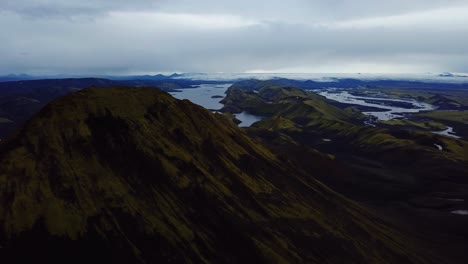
[0,87,436,263]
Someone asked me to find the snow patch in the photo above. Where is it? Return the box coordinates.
[451,210,468,215]
[434,144,443,151]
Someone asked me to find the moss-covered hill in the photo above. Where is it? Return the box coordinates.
[221,80,364,124]
[221,80,468,260]
[0,87,436,264]
[221,81,468,173]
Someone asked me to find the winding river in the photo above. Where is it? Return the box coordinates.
[316,90,436,121]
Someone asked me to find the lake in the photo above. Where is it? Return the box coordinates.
[170,84,230,110]
[235,112,264,127]
[170,84,264,127]
[432,126,461,139]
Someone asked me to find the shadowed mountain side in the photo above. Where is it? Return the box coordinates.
[0,87,435,263]
[221,80,468,264]
[0,77,227,139]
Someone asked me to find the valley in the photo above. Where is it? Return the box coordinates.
[315,89,436,121]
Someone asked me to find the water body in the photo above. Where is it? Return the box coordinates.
[235,112,263,127]
[451,210,468,215]
[363,120,376,127]
[170,84,263,127]
[434,144,443,151]
[317,90,436,121]
[316,89,464,138]
[438,198,464,202]
[432,126,461,139]
[170,84,231,110]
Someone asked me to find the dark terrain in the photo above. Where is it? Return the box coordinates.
[0,77,467,263]
[0,77,228,139]
[221,80,468,264]
[0,87,439,263]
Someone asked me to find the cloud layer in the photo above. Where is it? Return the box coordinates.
[1,0,467,75]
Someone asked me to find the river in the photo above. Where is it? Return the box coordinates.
[316,90,436,121]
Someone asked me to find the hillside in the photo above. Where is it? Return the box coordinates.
[221,80,364,124]
[221,81,468,263]
[0,78,227,140]
[0,78,123,140]
[0,87,435,263]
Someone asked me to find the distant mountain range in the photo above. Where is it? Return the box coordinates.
[1,76,467,140]
[0,73,185,82]
[3,72,468,83]
[439,72,468,78]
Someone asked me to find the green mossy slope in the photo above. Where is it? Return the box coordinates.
[0,87,434,264]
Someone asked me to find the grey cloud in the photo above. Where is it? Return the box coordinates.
[0,1,467,74]
[1,0,163,17]
[3,0,467,20]
[160,0,468,22]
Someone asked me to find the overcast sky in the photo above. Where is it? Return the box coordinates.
[1,0,468,75]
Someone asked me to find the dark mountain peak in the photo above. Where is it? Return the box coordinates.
[0,87,432,263]
[169,73,183,78]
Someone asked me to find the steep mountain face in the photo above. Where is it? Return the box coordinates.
[0,87,434,264]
